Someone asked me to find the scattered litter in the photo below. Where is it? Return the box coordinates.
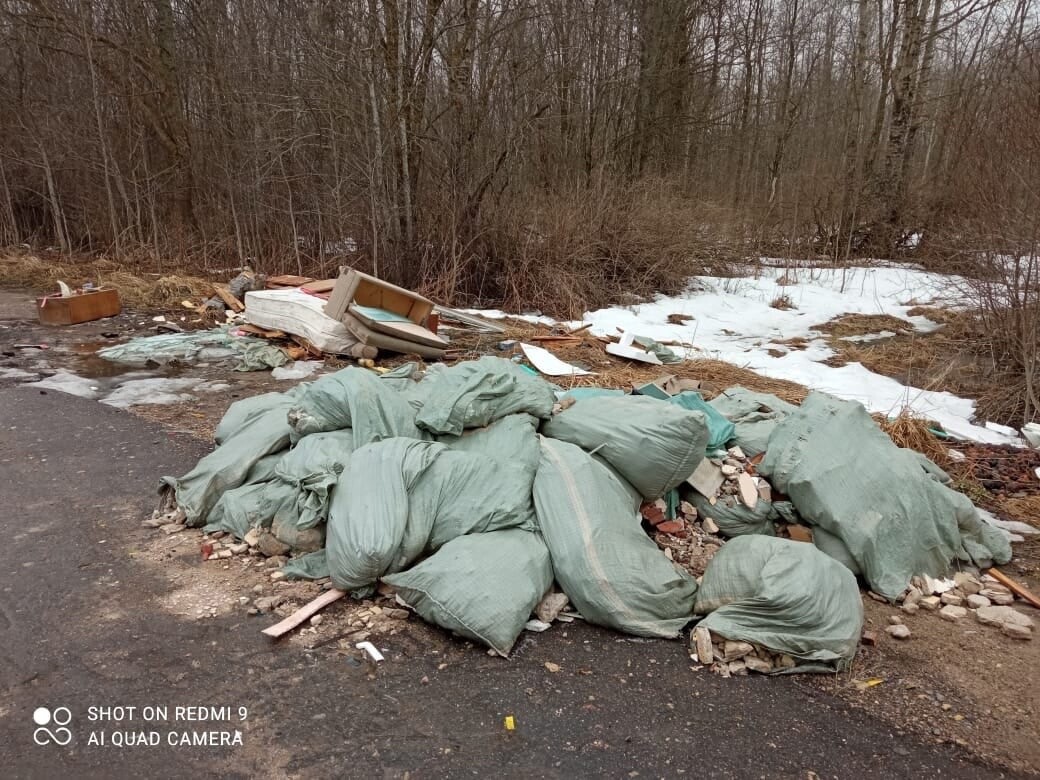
[271,360,324,381]
[355,641,384,662]
[503,715,516,731]
[605,332,663,365]
[520,343,592,377]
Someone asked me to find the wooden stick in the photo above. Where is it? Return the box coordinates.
[213,284,245,312]
[985,568,1040,609]
[262,588,346,638]
[568,323,593,334]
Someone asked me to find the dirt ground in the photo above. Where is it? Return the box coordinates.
[3,287,1039,775]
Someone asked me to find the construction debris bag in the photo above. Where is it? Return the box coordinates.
[412,356,556,436]
[709,387,799,457]
[541,395,709,499]
[383,529,553,656]
[325,432,540,591]
[203,480,297,539]
[533,437,699,637]
[761,392,1012,600]
[286,366,424,444]
[161,391,296,526]
[695,535,863,670]
[688,492,777,537]
[325,439,443,590]
[436,413,541,534]
[273,429,355,530]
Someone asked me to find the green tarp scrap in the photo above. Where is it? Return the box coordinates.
[760,392,1012,600]
[688,492,777,537]
[695,535,863,671]
[632,335,682,364]
[533,437,699,638]
[98,325,289,372]
[412,356,556,436]
[287,366,425,444]
[384,529,553,656]
[709,387,800,457]
[665,392,736,453]
[161,392,296,526]
[541,395,709,499]
[283,549,330,580]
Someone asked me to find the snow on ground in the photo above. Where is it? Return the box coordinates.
[478,263,1021,446]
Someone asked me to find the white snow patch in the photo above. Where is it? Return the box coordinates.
[0,367,41,380]
[30,370,100,399]
[473,263,1021,445]
[101,378,231,408]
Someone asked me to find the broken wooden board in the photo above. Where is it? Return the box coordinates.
[236,323,287,339]
[267,274,314,288]
[291,334,323,358]
[213,284,245,312]
[686,459,725,498]
[301,279,337,294]
[262,588,346,638]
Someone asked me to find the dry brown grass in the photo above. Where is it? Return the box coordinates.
[813,312,914,338]
[873,409,951,466]
[0,252,215,309]
[998,495,1040,529]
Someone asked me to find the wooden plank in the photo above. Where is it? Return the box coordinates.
[267,274,314,288]
[213,284,245,312]
[290,334,323,358]
[530,335,582,343]
[262,588,346,639]
[301,278,337,293]
[986,568,1040,609]
[237,323,286,339]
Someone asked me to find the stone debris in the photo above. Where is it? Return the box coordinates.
[966,594,991,610]
[901,602,920,615]
[919,595,942,611]
[888,615,903,625]
[939,604,968,622]
[886,624,911,639]
[693,626,714,665]
[723,640,754,662]
[940,592,963,607]
[534,592,570,623]
[953,572,982,595]
[974,605,1033,639]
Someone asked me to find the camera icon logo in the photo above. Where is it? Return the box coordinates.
[33,706,73,746]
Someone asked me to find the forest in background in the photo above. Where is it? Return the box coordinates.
[0,0,1038,313]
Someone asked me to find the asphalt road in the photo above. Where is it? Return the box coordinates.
[0,384,1019,779]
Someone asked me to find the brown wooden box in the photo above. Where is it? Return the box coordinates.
[37,288,122,325]
[325,268,434,325]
